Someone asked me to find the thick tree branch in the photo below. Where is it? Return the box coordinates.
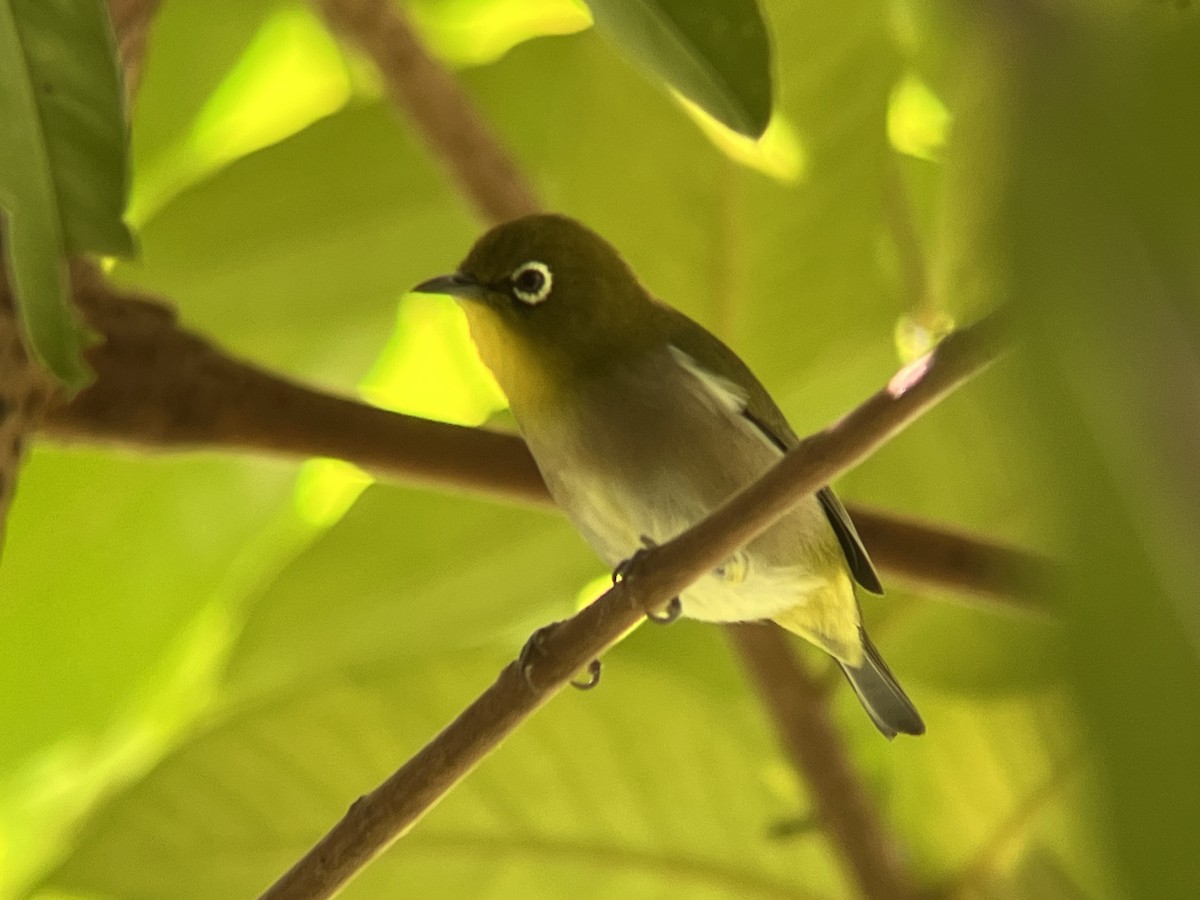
[311,0,538,223]
[44,272,545,505]
[728,624,919,900]
[49,0,1053,607]
[847,507,1051,611]
[259,310,1008,899]
[43,273,1050,607]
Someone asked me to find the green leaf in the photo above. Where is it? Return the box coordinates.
[42,650,831,900]
[225,483,601,700]
[0,0,132,386]
[129,0,352,223]
[0,448,299,896]
[0,449,296,769]
[583,0,773,137]
[0,190,85,386]
[113,102,474,382]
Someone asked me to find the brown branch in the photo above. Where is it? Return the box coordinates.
[848,507,1053,610]
[311,0,539,223]
[259,310,1008,899]
[44,272,546,506]
[48,1,1054,607]
[42,273,1052,608]
[728,624,919,900]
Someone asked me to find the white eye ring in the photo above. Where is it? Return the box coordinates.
[510,261,553,305]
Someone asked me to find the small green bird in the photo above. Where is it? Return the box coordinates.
[415,214,924,738]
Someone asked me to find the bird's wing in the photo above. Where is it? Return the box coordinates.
[814,485,883,594]
[655,302,884,595]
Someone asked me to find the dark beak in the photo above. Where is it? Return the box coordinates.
[410,272,487,300]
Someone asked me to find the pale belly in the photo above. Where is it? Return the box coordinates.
[517,357,846,623]
[547,473,833,622]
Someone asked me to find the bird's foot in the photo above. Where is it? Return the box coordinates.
[611,534,656,586]
[571,659,602,690]
[518,622,602,692]
[646,596,682,625]
[613,536,682,625]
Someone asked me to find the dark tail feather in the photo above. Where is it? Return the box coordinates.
[839,629,925,739]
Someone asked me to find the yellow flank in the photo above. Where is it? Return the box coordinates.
[459,302,558,412]
[771,569,864,667]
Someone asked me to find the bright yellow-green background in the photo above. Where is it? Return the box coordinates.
[4,0,1198,897]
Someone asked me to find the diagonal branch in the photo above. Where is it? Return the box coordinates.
[259,309,1010,900]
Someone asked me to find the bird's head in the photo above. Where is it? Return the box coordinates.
[412,214,656,406]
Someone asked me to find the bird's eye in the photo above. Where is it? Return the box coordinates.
[510,261,553,305]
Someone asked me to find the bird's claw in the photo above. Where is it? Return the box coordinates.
[571,659,602,690]
[614,537,682,625]
[518,623,554,692]
[612,535,656,586]
[646,595,682,625]
[518,622,602,692]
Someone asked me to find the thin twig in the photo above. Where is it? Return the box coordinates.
[259,309,1009,900]
[727,624,919,900]
[311,0,539,223]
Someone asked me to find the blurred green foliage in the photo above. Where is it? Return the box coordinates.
[2,0,1194,897]
[977,5,1200,895]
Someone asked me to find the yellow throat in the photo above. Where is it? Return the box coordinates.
[459,301,561,415]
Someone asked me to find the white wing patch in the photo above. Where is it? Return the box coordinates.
[667,345,784,456]
[668,345,749,413]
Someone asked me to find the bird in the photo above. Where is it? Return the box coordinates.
[413,213,924,738]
